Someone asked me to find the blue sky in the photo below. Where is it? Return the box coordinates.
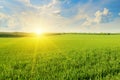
[0,0,120,32]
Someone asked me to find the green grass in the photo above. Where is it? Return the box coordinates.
[0,34,120,80]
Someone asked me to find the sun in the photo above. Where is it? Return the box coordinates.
[34,29,44,35]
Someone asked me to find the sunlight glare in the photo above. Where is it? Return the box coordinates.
[34,29,44,35]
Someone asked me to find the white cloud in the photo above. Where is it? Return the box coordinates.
[0,12,19,29]
[82,8,113,26]
[1,0,86,32]
[0,0,63,32]
[17,0,59,10]
[4,2,105,32]
[0,0,119,32]
[94,8,111,23]
[7,16,19,28]
[94,10,102,23]
[17,0,41,9]
[17,0,30,5]
[17,0,61,16]
[103,8,109,15]
[52,10,61,16]
[47,0,58,8]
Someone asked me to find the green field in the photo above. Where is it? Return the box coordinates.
[0,34,120,80]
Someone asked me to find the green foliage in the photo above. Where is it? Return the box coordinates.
[0,34,120,80]
[0,32,120,37]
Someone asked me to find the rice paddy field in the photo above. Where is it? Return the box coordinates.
[0,34,120,80]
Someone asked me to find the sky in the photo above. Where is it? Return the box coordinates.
[0,0,120,33]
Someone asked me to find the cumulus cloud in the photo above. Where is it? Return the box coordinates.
[94,8,113,23]
[103,8,109,15]
[83,8,113,26]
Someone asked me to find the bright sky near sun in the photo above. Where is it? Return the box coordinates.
[0,0,120,32]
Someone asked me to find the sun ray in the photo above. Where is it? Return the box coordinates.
[30,35,63,79]
[40,36,63,54]
[31,37,39,78]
